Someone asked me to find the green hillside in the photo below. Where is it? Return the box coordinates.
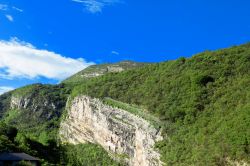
[0,84,120,165]
[0,43,249,165]
[70,43,250,165]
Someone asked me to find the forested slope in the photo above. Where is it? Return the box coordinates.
[69,43,250,165]
[0,43,249,165]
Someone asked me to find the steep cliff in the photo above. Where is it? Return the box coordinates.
[59,96,163,166]
[9,84,69,120]
[10,95,58,120]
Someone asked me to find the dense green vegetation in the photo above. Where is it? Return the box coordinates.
[7,83,72,143]
[62,143,122,166]
[0,92,12,118]
[0,43,249,165]
[0,122,120,166]
[0,84,121,165]
[103,97,161,128]
[69,43,250,164]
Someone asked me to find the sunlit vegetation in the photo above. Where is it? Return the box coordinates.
[0,122,120,166]
[103,97,161,128]
[0,43,249,165]
[69,43,250,164]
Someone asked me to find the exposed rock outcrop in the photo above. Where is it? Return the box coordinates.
[11,96,31,110]
[226,158,250,166]
[10,95,60,120]
[83,66,125,78]
[63,61,147,84]
[59,96,162,166]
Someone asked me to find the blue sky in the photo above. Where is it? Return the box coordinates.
[0,0,250,94]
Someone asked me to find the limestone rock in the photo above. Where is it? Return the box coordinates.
[10,95,61,119]
[59,96,163,166]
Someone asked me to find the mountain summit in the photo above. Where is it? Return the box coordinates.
[63,60,147,84]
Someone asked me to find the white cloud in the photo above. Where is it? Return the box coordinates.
[72,0,122,13]
[12,6,23,12]
[5,15,14,22]
[0,4,8,11]
[111,51,119,55]
[0,86,14,95]
[0,38,94,81]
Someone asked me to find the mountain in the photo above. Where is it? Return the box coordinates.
[63,60,147,84]
[0,43,250,165]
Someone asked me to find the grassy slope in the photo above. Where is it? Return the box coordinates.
[69,43,250,165]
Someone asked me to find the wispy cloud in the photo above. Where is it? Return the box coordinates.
[0,38,94,81]
[0,4,23,22]
[0,4,8,11]
[72,0,122,13]
[12,6,23,12]
[5,15,14,22]
[0,86,14,95]
[111,51,120,55]
[0,4,23,12]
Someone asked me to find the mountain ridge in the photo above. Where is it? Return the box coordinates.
[62,60,148,84]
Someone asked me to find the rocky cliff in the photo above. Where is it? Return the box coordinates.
[59,96,163,166]
[10,95,60,120]
[8,84,69,121]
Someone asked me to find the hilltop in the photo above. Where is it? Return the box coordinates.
[63,60,147,84]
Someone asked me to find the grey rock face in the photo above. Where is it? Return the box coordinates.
[10,95,61,119]
[10,96,31,110]
[59,96,163,166]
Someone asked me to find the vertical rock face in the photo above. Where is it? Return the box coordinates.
[59,96,163,166]
[10,95,56,111]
